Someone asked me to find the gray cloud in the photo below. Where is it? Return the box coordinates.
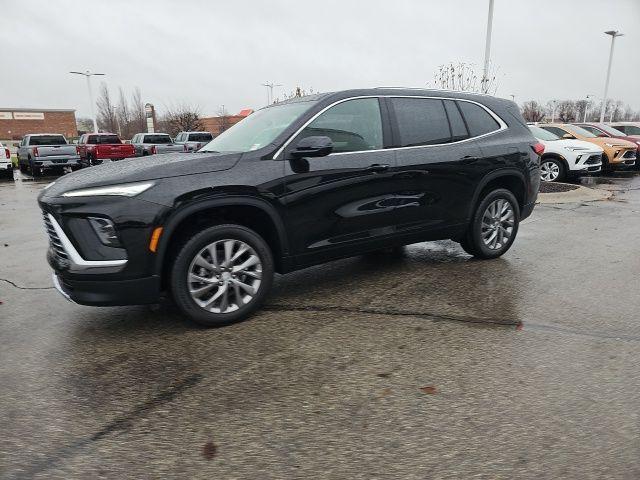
[2,0,638,117]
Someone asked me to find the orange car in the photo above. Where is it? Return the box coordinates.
[538,123,636,171]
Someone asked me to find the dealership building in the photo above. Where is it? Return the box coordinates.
[0,108,77,141]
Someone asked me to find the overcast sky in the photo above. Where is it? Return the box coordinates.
[2,0,638,117]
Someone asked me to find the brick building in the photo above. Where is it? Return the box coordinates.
[201,109,253,136]
[0,108,77,141]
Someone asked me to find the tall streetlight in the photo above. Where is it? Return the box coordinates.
[70,70,105,133]
[482,0,495,93]
[261,82,282,106]
[600,30,623,123]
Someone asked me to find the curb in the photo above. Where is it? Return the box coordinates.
[537,183,612,204]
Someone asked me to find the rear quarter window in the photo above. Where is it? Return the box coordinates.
[457,101,501,137]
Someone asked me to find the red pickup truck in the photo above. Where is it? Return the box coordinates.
[77,133,136,166]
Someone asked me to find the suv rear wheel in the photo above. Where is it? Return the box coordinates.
[459,188,520,259]
[170,224,274,327]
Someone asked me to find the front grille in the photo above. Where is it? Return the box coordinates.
[585,154,601,165]
[623,150,636,159]
[42,212,68,261]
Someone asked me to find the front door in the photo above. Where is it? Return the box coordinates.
[281,97,400,264]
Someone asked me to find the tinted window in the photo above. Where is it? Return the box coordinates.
[443,100,469,142]
[144,134,172,144]
[391,98,450,147]
[579,125,606,136]
[87,135,121,144]
[299,98,383,153]
[29,135,67,146]
[188,133,213,142]
[457,101,500,137]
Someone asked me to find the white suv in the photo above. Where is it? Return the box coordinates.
[0,142,12,175]
[529,125,603,182]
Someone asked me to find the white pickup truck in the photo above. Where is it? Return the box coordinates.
[16,134,81,175]
[0,142,12,175]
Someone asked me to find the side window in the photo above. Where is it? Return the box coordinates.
[457,101,501,137]
[391,98,451,147]
[581,126,603,136]
[298,98,383,153]
[541,126,569,138]
[443,100,469,142]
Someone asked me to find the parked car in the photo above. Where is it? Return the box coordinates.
[574,122,640,170]
[537,124,636,172]
[607,122,640,138]
[528,126,602,182]
[131,133,188,156]
[174,131,213,152]
[16,134,81,175]
[0,142,12,175]
[77,133,136,166]
[39,88,542,327]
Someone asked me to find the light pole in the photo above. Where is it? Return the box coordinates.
[261,82,282,106]
[550,100,558,123]
[70,70,105,133]
[600,30,623,123]
[482,0,495,93]
[583,94,594,122]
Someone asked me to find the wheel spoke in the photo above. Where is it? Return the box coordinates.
[231,245,249,262]
[241,269,262,279]
[219,287,230,312]
[231,278,256,295]
[189,273,214,284]
[233,255,259,273]
[208,244,220,270]
[233,282,244,307]
[202,284,227,308]
[194,255,214,271]
[190,283,216,295]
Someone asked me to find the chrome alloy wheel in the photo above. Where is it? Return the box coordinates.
[481,199,515,250]
[540,161,560,182]
[187,239,262,313]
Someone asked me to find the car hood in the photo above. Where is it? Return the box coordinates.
[547,139,603,152]
[584,137,637,149]
[41,152,242,199]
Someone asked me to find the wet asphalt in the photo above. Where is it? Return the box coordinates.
[1,169,640,479]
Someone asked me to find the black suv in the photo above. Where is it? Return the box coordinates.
[39,88,541,326]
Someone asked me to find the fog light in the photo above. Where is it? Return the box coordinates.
[575,155,582,163]
[88,217,121,247]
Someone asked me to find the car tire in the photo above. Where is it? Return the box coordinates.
[601,154,612,174]
[170,224,274,327]
[459,188,520,259]
[540,157,565,182]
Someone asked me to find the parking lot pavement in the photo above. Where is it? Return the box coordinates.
[2,170,640,479]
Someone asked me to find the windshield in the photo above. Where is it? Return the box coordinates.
[200,101,316,153]
[188,133,213,142]
[529,126,559,141]
[29,135,67,146]
[144,134,172,144]
[564,125,597,138]
[596,124,626,136]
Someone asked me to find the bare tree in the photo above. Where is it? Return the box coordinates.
[130,87,146,133]
[273,86,315,103]
[216,105,231,134]
[556,100,576,123]
[116,87,132,139]
[96,82,117,133]
[430,62,498,95]
[521,101,545,123]
[161,104,204,137]
[76,117,93,134]
[574,100,593,122]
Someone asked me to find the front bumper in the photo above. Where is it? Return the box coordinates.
[52,272,161,306]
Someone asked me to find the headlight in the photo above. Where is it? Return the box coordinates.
[61,181,154,198]
[605,143,614,147]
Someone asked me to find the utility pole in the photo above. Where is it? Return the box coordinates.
[600,30,623,122]
[70,70,105,133]
[583,94,594,122]
[261,82,282,106]
[550,100,558,123]
[482,0,495,94]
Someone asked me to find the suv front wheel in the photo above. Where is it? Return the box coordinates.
[170,224,274,327]
[459,188,520,259]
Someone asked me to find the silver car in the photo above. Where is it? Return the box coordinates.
[174,131,213,152]
[131,133,186,156]
[16,134,80,174]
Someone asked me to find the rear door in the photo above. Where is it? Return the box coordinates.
[388,97,483,231]
[282,97,400,263]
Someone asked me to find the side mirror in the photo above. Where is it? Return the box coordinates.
[562,133,575,140]
[290,136,333,159]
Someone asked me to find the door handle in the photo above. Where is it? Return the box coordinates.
[460,155,480,164]
[366,163,390,173]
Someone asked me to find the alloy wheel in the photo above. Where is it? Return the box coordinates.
[187,239,262,313]
[481,199,514,250]
[540,161,560,182]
